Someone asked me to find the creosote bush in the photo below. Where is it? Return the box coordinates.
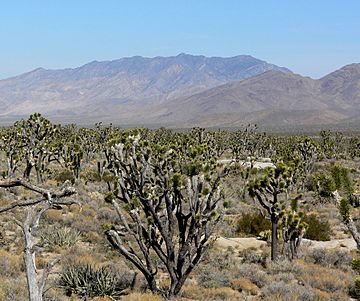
[236,212,271,236]
[303,214,332,241]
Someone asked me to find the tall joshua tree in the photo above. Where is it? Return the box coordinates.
[248,162,297,260]
[104,131,230,298]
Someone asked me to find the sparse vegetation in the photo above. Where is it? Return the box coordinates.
[1,114,360,300]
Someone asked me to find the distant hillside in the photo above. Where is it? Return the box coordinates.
[0,53,290,122]
[1,55,360,130]
[143,64,360,128]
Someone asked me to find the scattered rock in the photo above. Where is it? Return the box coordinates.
[302,238,357,250]
[214,237,267,252]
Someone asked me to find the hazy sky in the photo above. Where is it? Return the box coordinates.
[1,0,359,79]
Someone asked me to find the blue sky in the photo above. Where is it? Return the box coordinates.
[1,0,359,79]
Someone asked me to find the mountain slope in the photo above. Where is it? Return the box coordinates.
[144,66,360,128]
[0,54,290,119]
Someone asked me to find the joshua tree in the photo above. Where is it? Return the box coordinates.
[248,162,297,260]
[16,113,59,183]
[281,197,307,260]
[104,131,229,298]
[0,123,25,178]
[0,179,77,301]
[319,164,360,249]
[297,137,318,191]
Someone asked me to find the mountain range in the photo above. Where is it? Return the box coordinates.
[0,54,359,130]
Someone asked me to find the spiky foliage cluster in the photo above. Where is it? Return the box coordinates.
[59,264,129,298]
[40,226,81,248]
[248,162,297,216]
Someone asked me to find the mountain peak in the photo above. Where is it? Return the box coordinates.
[321,63,360,80]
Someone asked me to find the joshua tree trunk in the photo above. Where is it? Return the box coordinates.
[271,213,278,261]
[22,210,42,301]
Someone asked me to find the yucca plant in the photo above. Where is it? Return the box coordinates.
[40,226,81,248]
[59,264,129,298]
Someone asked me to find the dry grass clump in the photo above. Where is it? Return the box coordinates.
[200,287,244,301]
[230,277,260,295]
[0,276,28,301]
[121,292,165,301]
[297,261,352,294]
[44,209,64,223]
[0,250,22,277]
[61,245,106,268]
[181,285,243,301]
[235,263,270,288]
[260,280,316,301]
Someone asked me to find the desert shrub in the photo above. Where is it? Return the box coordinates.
[236,212,271,236]
[349,276,360,299]
[81,167,101,183]
[303,214,331,241]
[352,258,360,273]
[267,259,305,277]
[304,174,317,192]
[273,272,295,283]
[295,261,352,297]
[197,250,237,288]
[241,252,268,267]
[59,264,131,298]
[261,281,315,301]
[72,215,100,233]
[305,248,351,268]
[300,267,349,294]
[316,174,336,198]
[197,267,231,288]
[97,206,118,221]
[54,169,75,184]
[235,263,269,288]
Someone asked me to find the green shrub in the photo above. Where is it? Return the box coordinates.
[54,169,75,184]
[352,258,360,274]
[303,214,331,241]
[349,276,360,299]
[81,168,101,183]
[236,212,271,236]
